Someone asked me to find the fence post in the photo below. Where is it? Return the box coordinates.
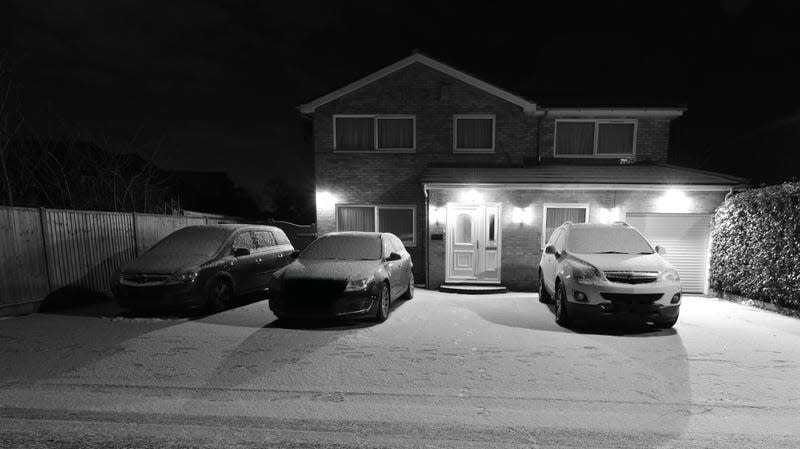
[38,207,53,293]
[132,211,139,256]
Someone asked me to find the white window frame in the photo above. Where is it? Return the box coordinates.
[541,203,590,248]
[453,114,495,153]
[335,204,417,247]
[333,114,416,152]
[553,119,637,158]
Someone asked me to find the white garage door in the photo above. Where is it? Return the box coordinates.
[625,213,712,293]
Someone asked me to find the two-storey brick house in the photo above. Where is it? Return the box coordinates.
[299,53,747,293]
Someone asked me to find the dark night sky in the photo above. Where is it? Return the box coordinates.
[2,0,800,209]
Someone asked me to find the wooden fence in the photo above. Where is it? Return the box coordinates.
[0,206,234,315]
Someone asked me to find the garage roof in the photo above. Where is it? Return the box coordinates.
[422,164,749,189]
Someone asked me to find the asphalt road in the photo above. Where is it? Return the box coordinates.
[1,290,799,448]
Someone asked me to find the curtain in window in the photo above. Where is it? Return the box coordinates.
[337,206,375,232]
[377,118,413,149]
[456,118,493,149]
[555,122,594,155]
[597,123,635,154]
[377,208,414,243]
[336,117,374,150]
[545,207,587,243]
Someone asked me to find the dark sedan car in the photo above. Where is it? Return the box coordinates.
[115,224,295,312]
[268,232,414,322]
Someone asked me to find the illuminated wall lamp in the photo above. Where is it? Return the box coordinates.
[316,191,337,209]
[431,207,447,225]
[513,207,533,224]
[656,189,692,213]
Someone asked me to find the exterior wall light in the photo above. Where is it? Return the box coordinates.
[512,207,533,224]
[430,206,447,225]
[461,189,483,204]
[597,207,621,224]
[656,189,692,213]
[316,191,337,209]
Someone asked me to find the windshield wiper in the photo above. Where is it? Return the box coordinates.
[594,251,629,254]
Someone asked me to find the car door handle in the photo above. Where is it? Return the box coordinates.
[256,258,263,263]
[278,254,284,258]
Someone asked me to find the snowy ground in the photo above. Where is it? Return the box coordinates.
[1,290,799,448]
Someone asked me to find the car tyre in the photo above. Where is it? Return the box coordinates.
[538,270,552,304]
[554,282,572,327]
[207,278,233,312]
[375,283,390,322]
[401,274,415,300]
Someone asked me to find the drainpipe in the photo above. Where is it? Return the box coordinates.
[724,187,734,201]
[423,184,430,289]
[536,110,547,165]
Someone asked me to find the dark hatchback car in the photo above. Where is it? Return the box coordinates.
[268,232,414,322]
[115,224,295,312]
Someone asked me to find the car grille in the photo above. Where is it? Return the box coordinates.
[284,279,347,303]
[121,274,170,285]
[600,293,663,304]
[604,271,658,284]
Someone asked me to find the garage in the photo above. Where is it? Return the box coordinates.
[626,213,712,293]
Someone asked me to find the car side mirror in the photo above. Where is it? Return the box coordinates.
[290,250,300,259]
[233,247,250,257]
[544,245,557,256]
[655,245,666,256]
[386,252,402,261]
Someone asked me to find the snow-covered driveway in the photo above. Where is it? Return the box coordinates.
[1,290,799,448]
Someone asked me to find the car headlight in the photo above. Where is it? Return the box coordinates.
[570,262,603,282]
[345,277,373,292]
[660,268,680,282]
[166,271,198,284]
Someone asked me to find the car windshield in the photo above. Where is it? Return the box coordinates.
[146,226,231,259]
[567,227,654,254]
[300,235,382,260]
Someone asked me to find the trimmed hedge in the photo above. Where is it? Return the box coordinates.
[709,182,800,310]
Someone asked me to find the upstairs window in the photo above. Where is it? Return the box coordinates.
[555,120,636,157]
[454,115,495,152]
[334,115,415,151]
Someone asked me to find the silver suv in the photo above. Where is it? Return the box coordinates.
[538,222,681,328]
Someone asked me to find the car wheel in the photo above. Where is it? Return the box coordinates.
[375,283,390,322]
[207,278,233,312]
[538,269,552,303]
[401,274,415,300]
[554,282,572,327]
[657,315,679,329]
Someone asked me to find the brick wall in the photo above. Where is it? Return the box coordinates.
[539,116,672,163]
[313,62,539,283]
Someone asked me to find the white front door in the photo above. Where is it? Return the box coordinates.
[446,204,501,283]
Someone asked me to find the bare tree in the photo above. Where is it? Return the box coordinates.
[0,56,23,207]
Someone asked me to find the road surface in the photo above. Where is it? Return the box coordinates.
[1,290,799,448]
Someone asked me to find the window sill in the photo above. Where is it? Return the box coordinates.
[333,149,416,153]
[453,149,495,154]
[553,154,635,158]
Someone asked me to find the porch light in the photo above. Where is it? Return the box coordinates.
[431,206,447,225]
[461,189,483,203]
[597,207,621,224]
[656,189,692,213]
[512,207,533,224]
[316,190,337,209]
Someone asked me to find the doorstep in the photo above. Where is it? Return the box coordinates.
[438,283,508,295]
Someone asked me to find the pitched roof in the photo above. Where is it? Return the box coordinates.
[298,52,539,114]
[422,164,748,189]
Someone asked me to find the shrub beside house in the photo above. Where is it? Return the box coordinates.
[709,182,800,310]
